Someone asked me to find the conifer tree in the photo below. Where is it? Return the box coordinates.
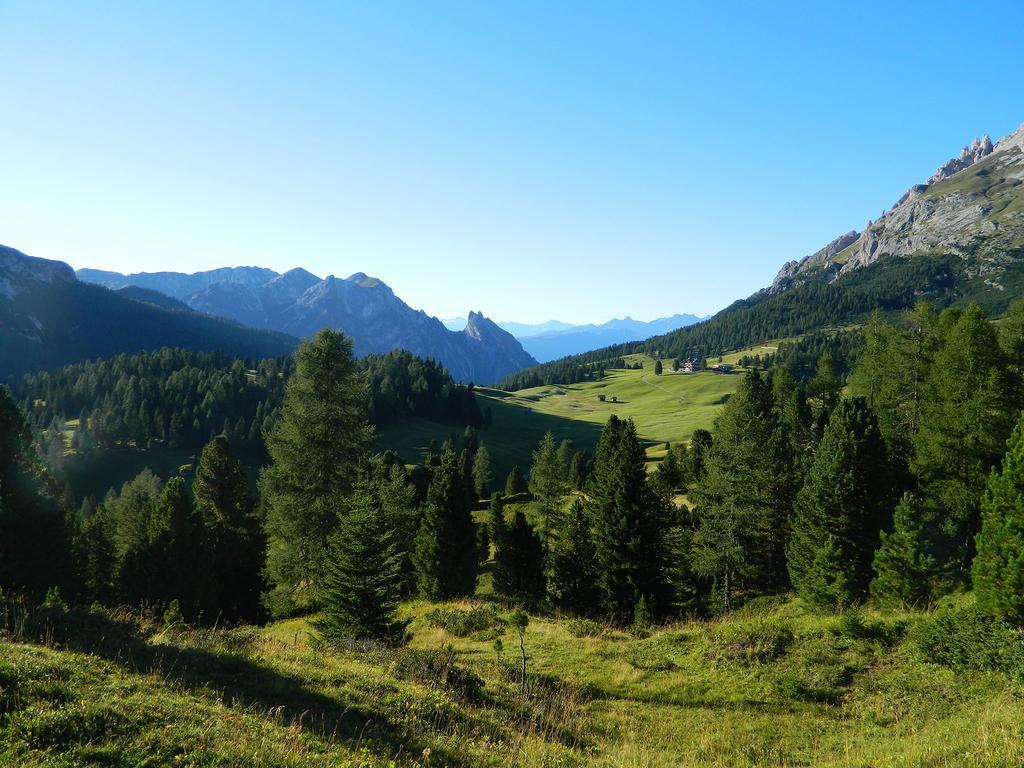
[489,493,511,593]
[316,474,407,643]
[496,510,546,597]
[260,330,373,615]
[685,429,713,483]
[505,465,526,496]
[589,416,671,621]
[913,304,1012,585]
[413,446,478,599]
[148,475,201,616]
[472,442,493,499]
[193,435,263,621]
[529,431,567,550]
[973,413,1024,624]
[690,371,794,602]
[654,359,663,375]
[374,458,419,595]
[870,493,939,609]
[547,497,599,613]
[786,398,893,609]
[75,506,117,605]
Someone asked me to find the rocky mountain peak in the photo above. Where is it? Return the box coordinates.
[0,244,75,299]
[927,134,994,185]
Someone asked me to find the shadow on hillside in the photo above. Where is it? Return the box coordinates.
[7,604,476,766]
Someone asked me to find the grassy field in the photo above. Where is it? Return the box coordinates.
[5,593,1024,767]
[378,358,739,481]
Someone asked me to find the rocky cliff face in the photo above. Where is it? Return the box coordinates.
[0,244,75,299]
[78,266,537,384]
[771,122,1024,293]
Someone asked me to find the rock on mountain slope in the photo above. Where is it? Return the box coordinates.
[0,245,297,381]
[78,267,537,384]
[772,122,1024,293]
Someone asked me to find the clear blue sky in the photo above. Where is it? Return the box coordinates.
[2,2,1023,324]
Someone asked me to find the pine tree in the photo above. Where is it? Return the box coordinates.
[147,475,202,616]
[786,398,893,609]
[685,429,712,483]
[505,465,527,496]
[529,431,567,551]
[374,458,419,595]
[193,435,263,622]
[497,510,546,597]
[568,450,592,490]
[260,330,373,615]
[75,506,117,605]
[413,447,478,599]
[589,416,671,621]
[547,497,598,613]
[316,474,407,643]
[691,371,794,602]
[913,304,1012,586]
[472,442,493,499]
[870,493,939,609]
[489,493,511,593]
[654,359,664,375]
[973,413,1024,624]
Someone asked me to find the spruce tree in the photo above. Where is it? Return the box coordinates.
[489,493,511,594]
[547,497,599,613]
[193,435,263,622]
[973,413,1024,624]
[589,416,671,621]
[472,442,493,499]
[148,475,202,617]
[505,465,527,496]
[316,474,407,643]
[413,447,478,599]
[913,304,1012,587]
[690,371,794,602]
[374,459,419,595]
[529,431,567,551]
[497,510,546,597]
[786,398,893,609]
[870,493,939,609]
[260,330,373,615]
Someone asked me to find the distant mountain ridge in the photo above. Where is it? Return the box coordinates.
[0,245,297,381]
[443,313,705,361]
[78,266,537,384]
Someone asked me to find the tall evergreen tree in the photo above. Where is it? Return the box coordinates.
[148,475,202,616]
[472,442,493,499]
[547,497,599,613]
[529,431,567,551]
[260,330,373,615]
[690,371,794,604]
[193,435,263,622]
[373,457,419,595]
[973,413,1024,624]
[316,473,407,643]
[589,416,671,621]
[496,510,546,597]
[786,398,893,609]
[913,304,1012,586]
[413,446,478,599]
[489,493,511,594]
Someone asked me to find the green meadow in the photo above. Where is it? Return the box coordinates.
[378,357,738,480]
[5,593,1024,767]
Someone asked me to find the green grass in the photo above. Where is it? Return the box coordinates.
[5,596,1024,766]
[378,361,739,481]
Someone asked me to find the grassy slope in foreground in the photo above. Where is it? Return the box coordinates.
[4,595,1024,767]
[377,356,738,479]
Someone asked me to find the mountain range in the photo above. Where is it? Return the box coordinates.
[441,314,705,361]
[501,121,1024,387]
[0,245,297,382]
[77,267,536,384]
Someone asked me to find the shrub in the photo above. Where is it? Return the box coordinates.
[711,619,794,664]
[565,618,605,638]
[425,604,506,638]
[911,600,1024,675]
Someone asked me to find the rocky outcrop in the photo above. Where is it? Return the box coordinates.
[78,265,537,384]
[927,135,994,185]
[770,122,1024,292]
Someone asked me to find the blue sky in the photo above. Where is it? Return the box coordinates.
[2,2,1023,324]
